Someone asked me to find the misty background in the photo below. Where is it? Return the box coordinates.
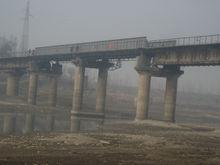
[0,0,220,95]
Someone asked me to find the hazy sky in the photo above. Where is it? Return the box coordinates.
[0,0,220,95]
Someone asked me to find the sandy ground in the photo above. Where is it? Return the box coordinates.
[0,120,220,165]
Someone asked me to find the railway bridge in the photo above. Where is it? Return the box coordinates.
[0,34,220,134]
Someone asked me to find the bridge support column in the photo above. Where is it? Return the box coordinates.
[163,67,183,122]
[48,75,58,107]
[28,72,38,105]
[46,75,58,132]
[96,67,108,113]
[70,59,85,132]
[24,64,39,134]
[95,67,108,125]
[135,54,152,121]
[47,63,62,132]
[6,70,23,96]
[24,113,35,134]
[3,113,16,135]
[24,73,38,134]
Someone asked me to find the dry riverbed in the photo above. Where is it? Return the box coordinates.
[0,120,220,165]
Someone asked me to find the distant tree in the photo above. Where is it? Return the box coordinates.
[0,36,17,58]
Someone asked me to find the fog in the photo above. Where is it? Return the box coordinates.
[0,0,220,94]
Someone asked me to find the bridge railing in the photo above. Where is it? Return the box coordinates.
[147,34,220,48]
[0,50,33,58]
[35,37,147,56]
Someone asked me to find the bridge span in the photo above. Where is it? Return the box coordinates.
[0,34,220,134]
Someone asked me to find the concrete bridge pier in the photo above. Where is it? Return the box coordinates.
[47,63,62,132]
[96,67,108,113]
[24,113,35,134]
[48,75,58,107]
[46,75,58,132]
[3,113,16,135]
[28,72,39,105]
[95,63,111,125]
[24,73,38,134]
[24,63,39,134]
[135,54,152,121]
[70,59,85,132]
[6,70,23,96]
[163,67,183,122]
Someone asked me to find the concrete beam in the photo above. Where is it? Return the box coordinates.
[152,44,220,66]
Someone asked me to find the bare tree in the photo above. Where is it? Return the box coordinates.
[0,36,17,58]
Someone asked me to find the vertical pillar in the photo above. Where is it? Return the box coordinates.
[47,63,62,132]
[48,75,58,107]
[70,60,85,132]
[46,114,55,132]
[164,74,179,122]
[28,73,38,105]
[6,71,22,96]
[23,113,35,134]
[96,67,108,113]
[3,113,16,135]
[47,75,58,132]
[135,54,152,121]
[136,72,151,120]
[24,69,38,134]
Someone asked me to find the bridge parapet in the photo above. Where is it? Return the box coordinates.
[152,44,220,66]
[148,34,220,49]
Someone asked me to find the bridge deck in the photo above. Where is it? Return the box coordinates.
[0,34,220,67]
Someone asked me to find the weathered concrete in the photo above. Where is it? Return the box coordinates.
[152,44,220,66]
[47,75,57,132]
[163,74,179,122]
[71,59,85,132]
[6,71,22,96]
[72,62,85,112]
[28,73,38,105]
[3,113,16,134]
[96,67,108,113]
[23,113,35,134]
[47,63,62,132]
[26,63,39,133]
[135,54,152,120]
[70,115,80,132]
[48,75,58,107]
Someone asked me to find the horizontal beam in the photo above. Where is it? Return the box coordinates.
[152,44,220,66]
[0,44,220,68]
